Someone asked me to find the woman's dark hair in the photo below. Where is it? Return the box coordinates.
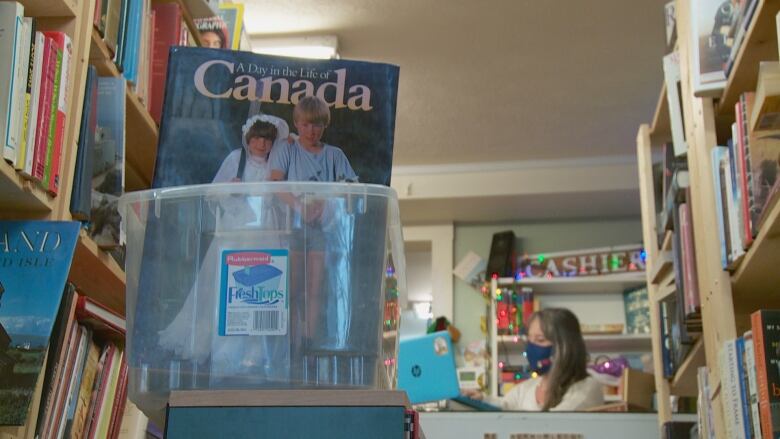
[245,120,278,145]
[531,308,588,411]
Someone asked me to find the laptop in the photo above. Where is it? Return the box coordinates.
[397,331,460,404]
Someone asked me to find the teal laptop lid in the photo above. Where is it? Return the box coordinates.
[397,331,460,404]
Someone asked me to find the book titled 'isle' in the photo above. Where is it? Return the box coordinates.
[0,221,80,425]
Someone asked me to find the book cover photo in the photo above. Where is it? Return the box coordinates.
[152,47,400,188]
[0,221,80,425]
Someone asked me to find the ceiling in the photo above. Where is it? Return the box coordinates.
[242,0,668,222]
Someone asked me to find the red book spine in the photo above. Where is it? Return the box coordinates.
[107,357,129,439]
[42,31,71,195]
[679,202,700,316]
[150,3,182,124]
[750,311,773,438]
[32,37,55,181]
[735,95,754,247]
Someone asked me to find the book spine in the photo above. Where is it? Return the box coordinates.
[17,18,35,171]
[719,339,746,439]
[1,5,24,164]
[8,15,30,168]
[736,338,753,439]
[679,202,699,316]
[47,32,72,195]
[752,310,780,439]
[23,31,45,178]
[42,40,62,190]
[742,93,758,239]
[32,36,55,181]
[744,332,763,439]
[736,92,753,248]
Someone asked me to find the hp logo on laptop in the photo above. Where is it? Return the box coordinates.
[411,365,422,377]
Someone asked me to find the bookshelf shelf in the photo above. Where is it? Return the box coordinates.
[0,161,54,213]
[670,338,704,397]
[731,192,780,304]
[650,83,671,143]
[180,0,216,18]
[649,250,673,285]
[496,272,646,294]
[498,333,652,352]
[19,0,77,17]
[88,28,159,191]
[717,0,780,118]
[69,231,126,316]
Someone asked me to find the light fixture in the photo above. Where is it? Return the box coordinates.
[250,35,339,60]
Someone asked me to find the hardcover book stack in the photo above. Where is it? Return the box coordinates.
[0,2,73,196]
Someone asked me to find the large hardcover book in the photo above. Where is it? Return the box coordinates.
[752,309,780,439]
[89,76,126,250]
[153,48,400,187]
[0,2,24,164]
[71,65,99,220]
[0,221,80,425]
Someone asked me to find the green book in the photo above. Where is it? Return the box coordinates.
[42,44,61,190]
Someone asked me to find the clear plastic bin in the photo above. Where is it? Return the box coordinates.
[119,182,404,422]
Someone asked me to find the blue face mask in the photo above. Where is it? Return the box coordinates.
[525,341,554,375]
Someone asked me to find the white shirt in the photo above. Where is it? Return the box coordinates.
[485,376,604,411]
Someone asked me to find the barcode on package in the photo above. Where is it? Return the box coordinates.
[253,310,282,332]
[219,249,288,336]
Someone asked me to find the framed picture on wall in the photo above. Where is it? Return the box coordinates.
[689,0,731,96]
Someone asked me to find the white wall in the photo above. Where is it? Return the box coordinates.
[402,224,454,320]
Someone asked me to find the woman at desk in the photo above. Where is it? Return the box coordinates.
[466,308,604,411]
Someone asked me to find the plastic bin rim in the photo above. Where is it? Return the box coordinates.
[118,181,399,209]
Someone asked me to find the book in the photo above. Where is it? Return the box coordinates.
[194,15,229,49]
[744,331,763,439]
[21,31,45,179]
[747,128,780,235]
[752,309,780,439]
[116,402,148,439]
[9,16,31,169]
[31,35,56,182]
[0,221,80,425]
[75,294,126,338]
[678,202,700,317]
[152,48,400,187]
[89,76,126,250]
[149,2,183,124]
[42,31,72,195]
[0,2,24,164]
[16,18,37,172]
[623,286,650,334]
[41,34,62,191]
[69,338,101,439]
[689,0,728,96]
[720,338,748,439]
[216,3,244,51]
[70,65,99,220]
[663,52,687,157]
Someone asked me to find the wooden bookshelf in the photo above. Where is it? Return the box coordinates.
[731,192,780,303]
[0,161,54,213]
[717,0,780,119]
[89,28,159,191]
[649,250,673,284]
[670,337,704,397]
[181,0,216,18]
[18,0,77,17]
[495,272,646,294]
[69,231,126,316]
[650,83,671,144]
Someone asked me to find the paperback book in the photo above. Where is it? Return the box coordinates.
[0,220,80,425]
